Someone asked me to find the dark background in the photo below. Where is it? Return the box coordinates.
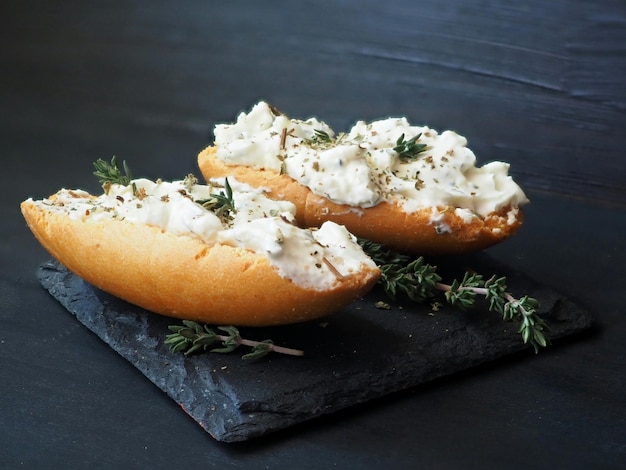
[1,1,624,468]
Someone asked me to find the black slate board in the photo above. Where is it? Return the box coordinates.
[37,255,592,443]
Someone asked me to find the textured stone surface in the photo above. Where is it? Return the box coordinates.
[37,256,592,443]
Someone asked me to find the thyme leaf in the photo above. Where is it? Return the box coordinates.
[165,321,304,359]
[194,177,237,221]
[303,129,346,150]
[393,133,428,162]
[93,156,136,194]
[312,129,334,143]
[359,239,550,353]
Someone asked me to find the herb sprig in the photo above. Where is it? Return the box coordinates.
[93,156,137,194]
[165,321,304,359]
[303,129,347,150]
[359,239,549,353]
[393,133,428,162]
[195,177,236,221]
[312,129,334,143]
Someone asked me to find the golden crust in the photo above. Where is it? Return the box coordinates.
[21,199,379,326]
[198,145,524,255]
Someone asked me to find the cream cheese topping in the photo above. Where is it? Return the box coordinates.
[214,101,529,219]
[32,176,376,290]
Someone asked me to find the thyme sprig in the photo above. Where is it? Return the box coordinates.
[165,321,304,359]
[303,129,347,150]
[194,177,236,221]
[393,133,428,162]
[93,156,137,194]
[359,239,550,353]
[312,129,334,143]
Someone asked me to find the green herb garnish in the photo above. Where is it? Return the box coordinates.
[303,129,346,150]
[359,239,549,353]
[312,129,334,143]
[393,133,428,162]
[93,156,137,194]
[195,177,236,221]
[165,321,304,359]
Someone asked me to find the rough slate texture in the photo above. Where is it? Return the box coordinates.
[37,255,593,443]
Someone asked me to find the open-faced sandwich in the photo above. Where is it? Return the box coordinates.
[198,101,529,255]
[21,168,380,326]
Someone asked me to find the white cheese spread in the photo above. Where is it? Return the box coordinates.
[32,176,376,290]
[214,101,529,219]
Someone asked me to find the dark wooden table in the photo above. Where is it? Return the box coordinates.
[2,1,624,468]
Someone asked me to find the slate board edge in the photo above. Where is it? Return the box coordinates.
[36,260,593,443]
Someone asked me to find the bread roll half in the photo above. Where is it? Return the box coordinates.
[199,146,524,255]
[21,177,379,326]
[198,101,529,255]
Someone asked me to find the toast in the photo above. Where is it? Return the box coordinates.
[21,176,380,326]
[198,101,528,255]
